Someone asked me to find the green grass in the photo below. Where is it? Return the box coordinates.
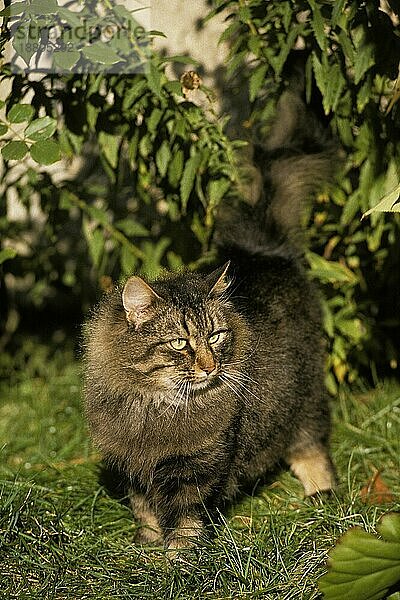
[1,347,399,599]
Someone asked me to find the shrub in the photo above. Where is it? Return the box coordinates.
[1,0,399,390]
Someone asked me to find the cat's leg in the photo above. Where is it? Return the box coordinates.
[151,453,226,551]
[286,443,336,497]
[129,489,163,545]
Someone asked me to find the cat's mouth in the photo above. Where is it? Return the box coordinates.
[189,373,221,393]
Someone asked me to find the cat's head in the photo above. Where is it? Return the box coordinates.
[119,263,250,403]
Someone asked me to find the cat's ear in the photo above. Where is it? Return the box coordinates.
[207,261,231,297]
[122,277,161,327]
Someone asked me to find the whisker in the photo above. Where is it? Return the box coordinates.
[219,374,248,404]
[222,371,261,402]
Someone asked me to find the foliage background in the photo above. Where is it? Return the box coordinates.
[1,0,400,392]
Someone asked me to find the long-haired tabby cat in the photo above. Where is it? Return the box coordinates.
[84,86,336,551]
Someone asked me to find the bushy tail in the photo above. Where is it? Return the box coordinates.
[259,86,336,234]
[215,74,337,254]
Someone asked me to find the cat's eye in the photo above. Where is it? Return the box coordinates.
[169,338,187,351]
[209,332,221,344]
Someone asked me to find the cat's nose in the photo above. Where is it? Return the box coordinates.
[195,352,216,376]
[200,363,215,375]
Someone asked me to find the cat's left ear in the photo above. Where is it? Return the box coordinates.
[207,261,231,297]
[122,276,161,328]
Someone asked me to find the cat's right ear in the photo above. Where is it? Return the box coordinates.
[122,277,161,328]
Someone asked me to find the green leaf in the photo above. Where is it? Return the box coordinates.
[307,252,358,284]
[27,0,58,14]
[1,141,29,160]
[249,64,268,102]
[308,0,327,51]
[84,225,104,269]
[168,149,184,188]
[180,153,202,213]
[164,80,183,96]
[30,140,61,165]
[87,206,109,227]
[12,23,34,67]
[141,237,170,277]
[331,0,347,27]
[115,219,149,237]
[147,108,163,134]
[363,184,400,217]
[354,44,375,85]
[120,244,137,276]
[82,42,121,66]
[207,178,231,209]
[98,131,120,169]
[7,104,35,124]
[57,6,82,28]
[146,63,163,98]
[378,514,400,543]
[25,116,57,141]
[0,248,17,265]
[53,50,81,71]
[0,123,8,136]
[122,79,147,111]
[0,2,27,16]
[319,513,400,600]
[156,140,172,178]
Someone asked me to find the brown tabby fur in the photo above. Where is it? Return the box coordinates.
[83,87,336,551]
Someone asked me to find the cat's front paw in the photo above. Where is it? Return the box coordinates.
[134,526,163,546]
[165,516,204,555]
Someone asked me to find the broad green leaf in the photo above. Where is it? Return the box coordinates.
[98,131,120,169]
[115,219,149,237]
[319,513,400,600]
[82,42,121,65]
[168,148,184,188]
[7,103,34,124]
[30,139,61,165]
[0,123,8,136]
[53,50,81,71]
[1,141,29,160]
[378,513,400,543]
[25,116,57,141]
[180,153,202,212]
[0,248,17,265]
[362,184,400,217]
[156,140,172,177]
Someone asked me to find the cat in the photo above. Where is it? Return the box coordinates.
[83,86,336,552]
